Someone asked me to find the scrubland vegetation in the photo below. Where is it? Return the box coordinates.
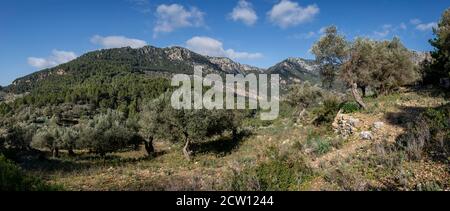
[0,8,449,191]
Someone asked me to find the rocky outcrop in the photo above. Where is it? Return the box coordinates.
[207,57,264,74]
[360,131,373,140]
[332,110,361,138]
[268,57,320,84]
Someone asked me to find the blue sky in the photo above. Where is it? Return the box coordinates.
[0,0,447,86]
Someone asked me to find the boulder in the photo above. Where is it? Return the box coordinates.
[360,131,373,140]
[373,122,385,130]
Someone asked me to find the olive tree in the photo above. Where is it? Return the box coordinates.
[139,92,240,160]
[78,109,135,156]
[371,37,417,95]
[4,123,38,151]
[139,95,168,156]
[311,26,349,89]
[341,38,377,97]
[340,37,417,108]
[166,108,237,160]
[32,117,79,157]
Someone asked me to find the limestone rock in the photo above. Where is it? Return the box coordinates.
[332,111,361,138]
[360,131,373,140]
[373,122,385,130]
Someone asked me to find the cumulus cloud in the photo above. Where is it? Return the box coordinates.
[410,19,422,25]
[373,24,393,38]
[415,22,437,31]
[399,22,407,30]
[371,23,407,39]
[290,31,316,40]
[91,35,147,49]
[268,0,319,29]
[410,18,437,31]
[153,4,205,37]
[128,0,151,13]
[319,26,328,34]
[229,0,258,26]
[28,50,77,69]
[186,36,263,60]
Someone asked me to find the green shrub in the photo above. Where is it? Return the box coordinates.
[0,103,12,116]
[341,101,360,114]
[313,96,342,126]
[308,137,332,155]
[230,151,313,191]
[396,103,450,161]
[285,82,324,109]
[0,155,61,191]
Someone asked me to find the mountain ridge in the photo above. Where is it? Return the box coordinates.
[6,45,430,94]
[6,45,320,93]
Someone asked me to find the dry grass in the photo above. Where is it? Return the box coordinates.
[22,88,450,191]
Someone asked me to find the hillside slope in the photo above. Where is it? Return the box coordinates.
[7,46,263,94]
[24,89,448,191]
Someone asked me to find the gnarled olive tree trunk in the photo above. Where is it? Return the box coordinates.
[144,137,155,156]
[352,83,367,110]
[183,138,192,161]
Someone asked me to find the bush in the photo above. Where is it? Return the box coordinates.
[0,103,12,116]
[0,155,61,191]
[230,147,313,191]
[341,101,360,114]
[313,95,343,126]
[306,135,332,156]
[285,82,324,110]
[396,104,450,161]
[231,158,313,191]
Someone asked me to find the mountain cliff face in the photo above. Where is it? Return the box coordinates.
[267,57,320,85]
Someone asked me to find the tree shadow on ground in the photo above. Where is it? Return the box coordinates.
[19,148,167,173]
[193,129,253,157]
[384,106,428,128]
[384,103,450,164]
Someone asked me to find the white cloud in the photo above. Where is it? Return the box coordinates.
[290,31,316,39]
[319,26,328,34]
[415,22,437,31]
[28,50,77,69]
[410,18,437,31]
[186,36,263,60]
[410,19,422,25]
[229,0,258,26]
[128,0,151,13]
[400,22,407,30]
[372,24,393,38]
[268,0,319,29]
[153,4,205,37]
[91,35,147,49]
[290,26,332,40]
